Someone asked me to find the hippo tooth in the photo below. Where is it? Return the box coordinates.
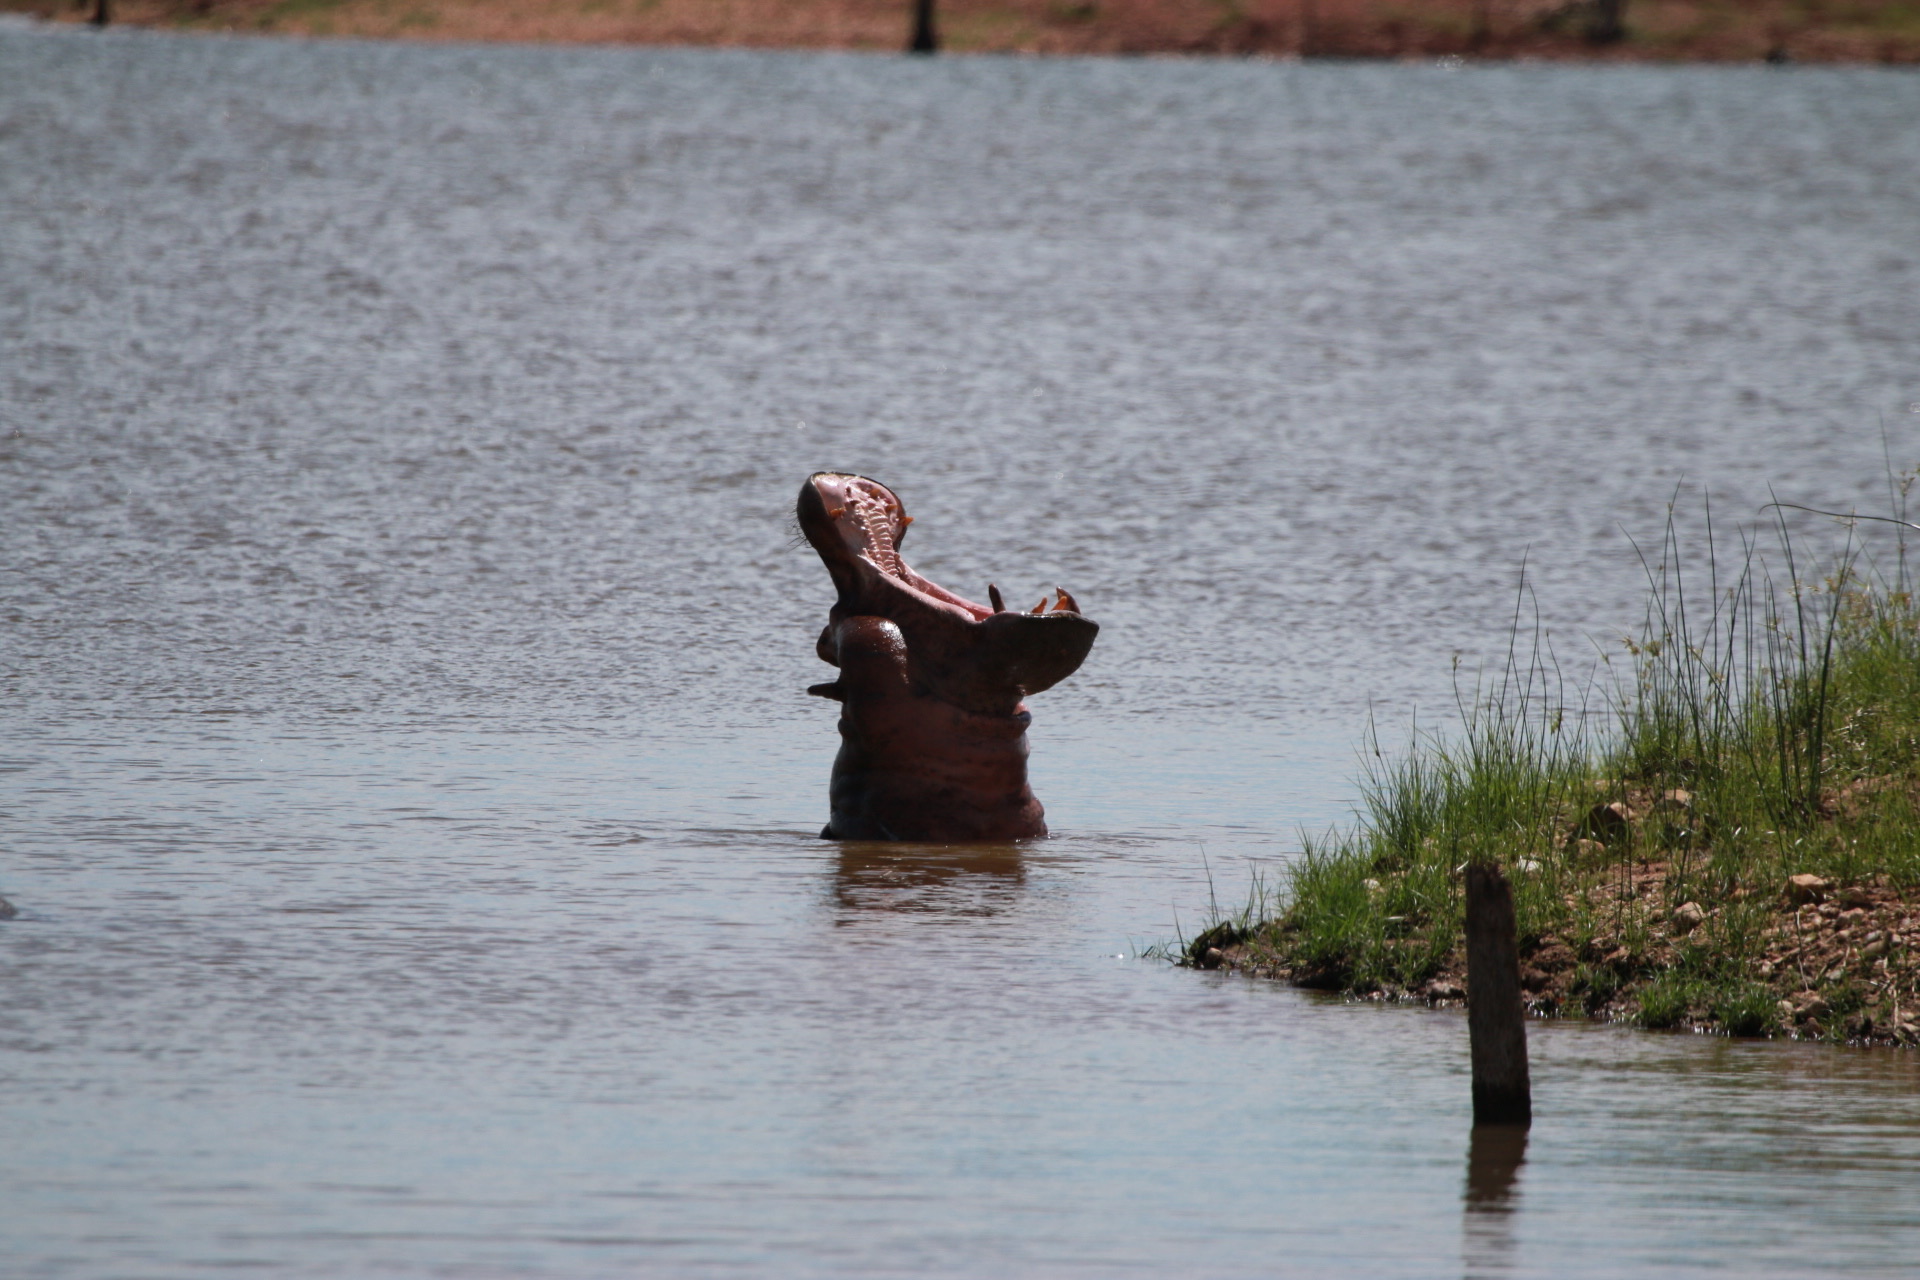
[1053,587,1080,614]
[854,493,904,577]
[1030,597,1047,615]
[988,583,1006,613]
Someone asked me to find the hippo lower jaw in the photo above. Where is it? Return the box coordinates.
[798,472,1098,842]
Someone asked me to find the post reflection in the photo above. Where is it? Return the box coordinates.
[1461,1124,1528,1280]
[830,841,1027,916]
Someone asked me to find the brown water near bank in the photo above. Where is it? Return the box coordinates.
[11,0,1920,62]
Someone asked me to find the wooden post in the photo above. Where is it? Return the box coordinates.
[1465,862,1531,1127]
[908,0,937,54]
[92,0,110,27]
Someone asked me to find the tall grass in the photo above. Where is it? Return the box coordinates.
[1203,473,1920,1043]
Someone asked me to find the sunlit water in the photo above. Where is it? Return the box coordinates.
[4,24,1919,1277]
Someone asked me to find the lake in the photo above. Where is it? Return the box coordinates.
[3,22,1919,1276]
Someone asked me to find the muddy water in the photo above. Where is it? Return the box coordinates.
[5,24,1920,1277]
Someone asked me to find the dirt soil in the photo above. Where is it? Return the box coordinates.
[1205,868,1920,1049]
[11,0,1920,63]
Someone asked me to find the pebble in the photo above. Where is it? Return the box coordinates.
[1787,874,1831,904]
[1577,801,1632,846]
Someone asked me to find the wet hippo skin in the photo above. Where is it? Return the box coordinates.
[798,472,1098,841]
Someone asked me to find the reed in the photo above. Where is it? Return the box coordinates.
[1192,469,1920,1047]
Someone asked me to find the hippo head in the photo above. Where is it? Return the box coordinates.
[797,472,1097,718]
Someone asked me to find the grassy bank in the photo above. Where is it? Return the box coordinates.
[11,0,1920,63]
[1190,482,1920,1048]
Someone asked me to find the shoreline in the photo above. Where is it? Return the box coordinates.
[1194,860,1920,1050]
[1183,497,1920,1053]
[8,0,1920,64]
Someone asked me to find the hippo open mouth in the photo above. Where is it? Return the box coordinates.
[798,472,1098,840]
[799,472,1097,719]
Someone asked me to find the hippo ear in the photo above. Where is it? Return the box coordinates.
[973,611,1099,698]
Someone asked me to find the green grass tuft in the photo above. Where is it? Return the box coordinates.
[1199,466,1920,1048]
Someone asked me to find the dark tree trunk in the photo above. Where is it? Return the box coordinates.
[909,0,937,54]
[1469,0,1490,51]
[92,0,110,26]
[1588,0,1627,44]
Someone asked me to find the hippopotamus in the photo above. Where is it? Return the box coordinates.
[798,472,1098,841]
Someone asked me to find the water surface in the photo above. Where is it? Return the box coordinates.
[4,27,1919,1277]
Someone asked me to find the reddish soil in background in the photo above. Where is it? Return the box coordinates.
[11,0,1920,63]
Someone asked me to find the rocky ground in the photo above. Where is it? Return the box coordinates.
[1202,873,1920,1048]
[1194,782,1920,1048]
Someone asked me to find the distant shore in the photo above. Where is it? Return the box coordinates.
[9,0,1920,63]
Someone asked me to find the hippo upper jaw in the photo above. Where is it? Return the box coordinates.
[798,472,1097,716]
